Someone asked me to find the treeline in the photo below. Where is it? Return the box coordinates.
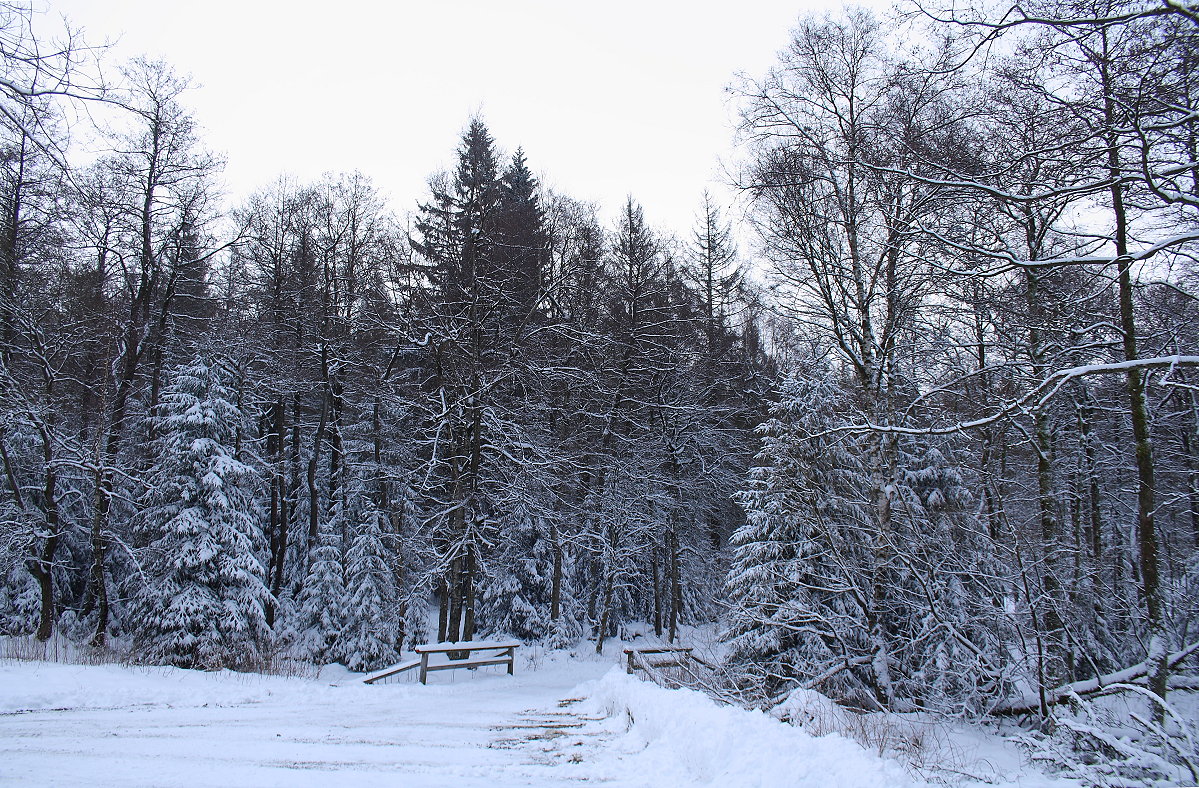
[723,0,1199,740]
[2,5,1197,769]
[0,12,769,670]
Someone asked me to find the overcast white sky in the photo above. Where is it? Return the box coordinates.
[47,0,856,236]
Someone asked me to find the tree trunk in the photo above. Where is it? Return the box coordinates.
[549,519,563,622]
[447,554,464,643]
[668,528,681,644]
[0,128,27,366]
[651,544,663,638]
[1102,34,1166,710]
[266,397,289,624]
[1181,389,1199,547]
[868,427,897,708]
[595,570,613,655]
[461,544,476,643]
[34,415,60,642]
[88,467,112,648]
[1078,386,1104,561]
[327,361,345,546]
[306,391,329,552]
[90,333,144,648]
[437,575,450,643]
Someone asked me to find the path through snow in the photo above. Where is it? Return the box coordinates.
[0,651,1068,787]
[0,654,618,787]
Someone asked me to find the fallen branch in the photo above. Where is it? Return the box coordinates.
[992,641,1199,716]
[762,656,875,709]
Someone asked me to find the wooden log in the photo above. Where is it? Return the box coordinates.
[641,656,688,669]
[625,645,694,674]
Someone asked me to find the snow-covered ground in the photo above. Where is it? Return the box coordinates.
[0,646,1071,787]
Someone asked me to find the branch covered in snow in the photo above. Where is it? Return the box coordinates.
[992,640,1199,716]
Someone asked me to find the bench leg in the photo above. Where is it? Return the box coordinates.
[507,648,514,675]
[419,653,429,685]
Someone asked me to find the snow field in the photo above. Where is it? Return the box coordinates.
[1,649,1073,787]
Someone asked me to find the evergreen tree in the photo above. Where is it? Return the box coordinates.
[132,357,270,670]
[685,192,742,362]
[495,149,546,316]
[292,524,347,664]
[724,371,867,700]
[341,499,400,671]
[726,368,1009,712]
[478,513,581,643]
[411,118,503,305]
[0,565,38,636]
[408,118,509,644]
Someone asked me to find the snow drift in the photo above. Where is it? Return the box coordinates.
[575,667,916,787]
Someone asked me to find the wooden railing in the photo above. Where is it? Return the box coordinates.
[624,645,698,675]
[415,640,520,684]
[362,640,521,685]
[362,657,423,684]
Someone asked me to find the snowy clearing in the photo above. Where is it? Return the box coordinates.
[0,650,1074,787]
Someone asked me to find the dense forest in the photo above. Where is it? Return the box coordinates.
[1,0,1197,779]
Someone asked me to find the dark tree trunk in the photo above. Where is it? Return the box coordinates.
[549,520,563,622]
[651,544,663,638]
[1101,37,1166,708]
[595,571,613,655]
[1181,390,1199,547]
[1078,386,1104,561]
[668,528,682,644]
[266,398,289,624]
[461,545,476,644]
[306,389,329,551]
[437,575,450,643]
[327,363,345,546]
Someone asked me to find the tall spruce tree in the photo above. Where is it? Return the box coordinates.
[341,497,400,671]
[724,371,867,700]
[495,149,546,317]
[292,522,347,664]
[409,119,507,644]
[133,357,270,670]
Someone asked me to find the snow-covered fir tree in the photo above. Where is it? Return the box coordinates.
[292,522,347,665]
[390,484,433,651]
[478,512,581,644]
[0,564,38,636]
[132,356,271,669]
[341,497,399,671]
[723,371,868,700]
[884,443,1010,711]
[725,369,1009,712]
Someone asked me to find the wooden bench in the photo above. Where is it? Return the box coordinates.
[624,645,694,674]
[415,640,520,684]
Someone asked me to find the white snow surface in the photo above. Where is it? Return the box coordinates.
[0,649,1066,787]
[573,667,915,786]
